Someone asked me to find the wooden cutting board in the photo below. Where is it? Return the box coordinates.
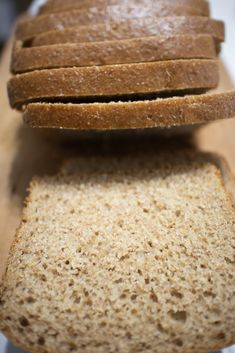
[0,40,235,280]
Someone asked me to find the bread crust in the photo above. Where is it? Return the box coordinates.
[8,60,219,110]
[23,91,235,130]
[39,0,210,16]
[16,5,211,41]
[31,17,224,47]
[11,35,216,74]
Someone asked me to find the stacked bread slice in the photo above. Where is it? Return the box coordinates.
[9,0,235,130]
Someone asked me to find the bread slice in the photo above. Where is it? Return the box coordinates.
[39,0,210,16]
[8,59,219,110]
[12,35,216,74]
[1,151,235,353]
[23,91,235,130]
[16,5,211,41]
[31,17,224,48]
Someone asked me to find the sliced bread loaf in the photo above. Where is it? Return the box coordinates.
[0,151,235,353]
[39,0,210,15]
[23,91,235,130]
[12,35,216,74]
[8,59,219,110]
[16,5,211,41]
[31,17,224,47]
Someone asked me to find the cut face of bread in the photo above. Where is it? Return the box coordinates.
[8,60,219,110]
[12,35,216,74]
[30,17,224,47]
[23,91,235,131]
[39,0,210,16]
[0,151,235,353]
[16,5,211,41]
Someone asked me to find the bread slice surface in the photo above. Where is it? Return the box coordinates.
[31,17,224,47]
[12,35,216,74]
[0,151,235,353]
[8,59,219,110]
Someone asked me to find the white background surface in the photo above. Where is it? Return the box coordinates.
[0,0,234,352]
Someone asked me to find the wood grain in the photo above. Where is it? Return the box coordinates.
[0,42,234,280]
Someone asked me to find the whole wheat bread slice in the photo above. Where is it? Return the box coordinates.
[23,91,235,130]
[12,35,216,74]
[39,0,210,15]
[0,151,235,353]
[8,59,219,110]
[16,5,210,41]
[31,17,224,47]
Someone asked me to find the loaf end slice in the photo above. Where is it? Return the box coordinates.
[39,0,210,16]
[0,151,235,353]
[31,17,224,47]
[16,5,209,41]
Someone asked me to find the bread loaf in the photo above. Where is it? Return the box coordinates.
[1,151,235,353]
[8,60,219,110]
